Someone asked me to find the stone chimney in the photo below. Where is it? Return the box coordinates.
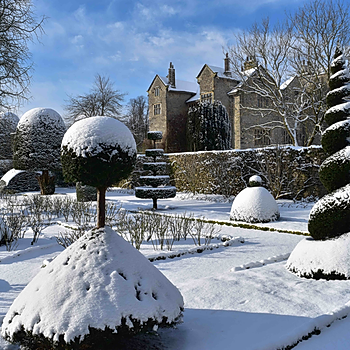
[243,56,257,71]
[167,62,176,88]
[224,53,231,77]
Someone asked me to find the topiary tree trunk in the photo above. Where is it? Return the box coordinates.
[97,187,107,228]
[37,170,55,195]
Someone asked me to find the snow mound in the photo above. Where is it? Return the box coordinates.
[62,116,136,158]
[1,227,184,344]
[286,233,350,279]
[230,187,280,223]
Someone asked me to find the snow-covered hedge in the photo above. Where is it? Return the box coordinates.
[130,146,326,200]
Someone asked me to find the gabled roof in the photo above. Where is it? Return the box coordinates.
[196,64,240,81]
[147,74,198,94]
[228,67,258,94]
[159,76,198,93]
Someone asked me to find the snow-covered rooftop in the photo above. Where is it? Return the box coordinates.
[159,76,198,94]
[206,65,240,80]
[280,76,296,90]
[186,90,200,103]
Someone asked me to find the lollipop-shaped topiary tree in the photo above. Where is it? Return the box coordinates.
[2,117,184,349]
[61,116,137,228]
[135,131,176,210]
[286,46,350,279]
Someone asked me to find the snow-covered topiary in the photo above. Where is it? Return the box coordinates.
[286,233,350,280]
[308,47,350,240]
[288,47,350,280]
[61,116,136,227]
[1,227,184,349]
[248,175,262,187]
[13,108,66,195]
[187,100,232,151]
[230,176,279,223]
[135,131,176,210]
[0,112,19,160]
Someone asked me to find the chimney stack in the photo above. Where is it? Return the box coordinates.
[168,62,176,88]
[224,53,231,77]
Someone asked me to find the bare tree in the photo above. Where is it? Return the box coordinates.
[0,0,46,109]
[123,96,148,151]
[227,0,350,147]
[64,74,125,125]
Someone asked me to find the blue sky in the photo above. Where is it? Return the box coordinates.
[22,0,311,118]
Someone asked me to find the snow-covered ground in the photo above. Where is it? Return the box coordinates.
[1,188,350,349]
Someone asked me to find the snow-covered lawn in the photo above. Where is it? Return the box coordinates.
[1,188,350,349]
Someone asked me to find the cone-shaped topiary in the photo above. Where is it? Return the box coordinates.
[61,116,136,227]
[1,227,184,349]
[13,108,66,195]
[308,47,350,240]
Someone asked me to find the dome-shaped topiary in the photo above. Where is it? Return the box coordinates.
[308,46,350,240]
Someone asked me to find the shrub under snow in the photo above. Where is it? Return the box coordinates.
[1,227,184,349]
[230,178,280,223]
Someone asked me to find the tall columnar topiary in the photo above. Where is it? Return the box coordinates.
[308,46,350,240]
[13,108,66,195]
[61,116,137,228]
[187,100,231,151]
[135,131,176,210]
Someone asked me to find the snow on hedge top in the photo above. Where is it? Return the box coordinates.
[230,186,280,223]
[62,116,136,158]
[1,227,184,343]
[18,107,65,130]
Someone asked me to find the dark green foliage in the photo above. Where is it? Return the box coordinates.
[318,149,350,192]
[321,120,350,155]
[147,131,162,141]
[187,100,231,151]
[13,109,66,172]
[7,317,173,350]
[76,182,97,202]
[309,47,350,240]
[61,144,136,189]
[0,112,19,160]
[308,184,350,240]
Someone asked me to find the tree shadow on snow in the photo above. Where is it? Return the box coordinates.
[158,308,316,350]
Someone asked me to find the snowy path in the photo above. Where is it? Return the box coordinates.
[1,190,350,349]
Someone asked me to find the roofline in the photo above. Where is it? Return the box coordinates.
[147,74,168,93]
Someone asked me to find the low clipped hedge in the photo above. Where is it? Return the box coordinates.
[128,146,326,200]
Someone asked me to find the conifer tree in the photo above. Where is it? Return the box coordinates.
[187,101,231,151]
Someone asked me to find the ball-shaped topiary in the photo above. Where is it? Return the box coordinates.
[61,116,137,227]
[308,47,350,240]
[13,108,66,195]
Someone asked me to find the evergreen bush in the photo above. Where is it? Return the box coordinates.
[13,108,66,195]
[187,100,231,151]
[308,47,350,239]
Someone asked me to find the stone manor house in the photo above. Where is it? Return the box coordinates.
[147,55,322,153]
